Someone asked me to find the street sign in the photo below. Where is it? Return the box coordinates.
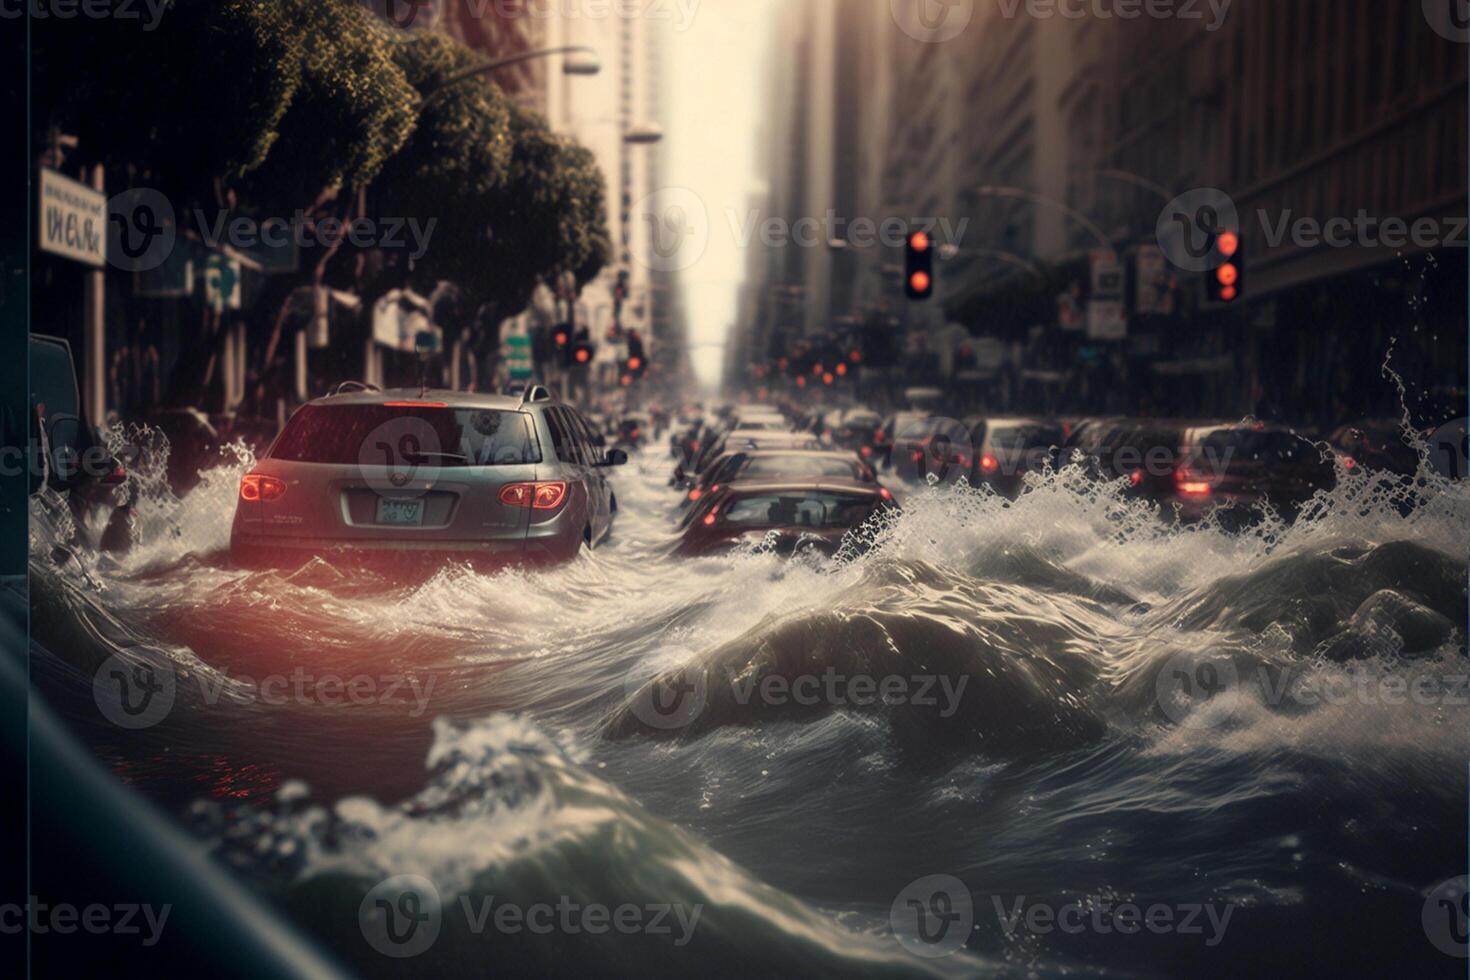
[505,332,533,380]
[203,254,242,312]
[39,168,106,267]
[1087,299,1127,340]
[1089,250,1123,298]
[1134,244,1175,316]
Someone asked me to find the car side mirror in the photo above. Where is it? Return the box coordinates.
[601,448,629,467]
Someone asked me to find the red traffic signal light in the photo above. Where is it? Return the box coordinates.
[904,228,934,300]
[1205,229,1245,303]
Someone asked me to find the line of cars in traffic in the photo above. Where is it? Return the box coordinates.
[806,402,1455,526]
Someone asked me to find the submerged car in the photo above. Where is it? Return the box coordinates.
[677,477,896,557]
[230,385,626,569]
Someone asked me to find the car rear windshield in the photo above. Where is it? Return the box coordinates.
[1193,428,1312,464]
[270,404,540,465]
[990,424,1063,450]
[742,456,859,480]
[721,492,877,528]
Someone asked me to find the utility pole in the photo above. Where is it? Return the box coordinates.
[83,163,106,426]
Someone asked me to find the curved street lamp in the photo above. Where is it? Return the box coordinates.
[419,45,601,110]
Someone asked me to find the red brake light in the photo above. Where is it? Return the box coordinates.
[688,487,703,501]
[1174,468,1212,497]
[980,453,999,474]
[383,401,448,408]
[879,487,893,501]
[709,484,721,494]
[240,473,286,502]
[1129,469,1144,487]
[702,508,719,526]
[860,446,872,457]
[533,482,568,509]
[1342,455,1358,471]
[498,481,569,510]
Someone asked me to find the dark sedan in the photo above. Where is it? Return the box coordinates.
[677,478,897,557]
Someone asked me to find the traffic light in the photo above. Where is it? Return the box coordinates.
[551,323,573,366]
[573,339,595,366]
[1205,228,1244,304]
[904,229,934,300]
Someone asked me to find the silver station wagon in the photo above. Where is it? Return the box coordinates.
[230,384,626,570]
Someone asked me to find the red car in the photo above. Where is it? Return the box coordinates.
[677,478,897,557]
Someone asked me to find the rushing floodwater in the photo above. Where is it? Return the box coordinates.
[25,420,1470,978]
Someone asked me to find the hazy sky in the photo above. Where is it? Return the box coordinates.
[665,0,779,391]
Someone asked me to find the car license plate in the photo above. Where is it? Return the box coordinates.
[376,497,424,525]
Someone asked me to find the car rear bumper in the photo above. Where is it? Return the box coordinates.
[230,531,536,572]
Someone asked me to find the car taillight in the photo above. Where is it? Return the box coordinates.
[498,481,568,509]
[691,440,700,451]
[1342,455,1358,471]
[860,446,872,457]
[1129,469,1144,487]
[709,484,721,494]
[240,473,286,502]
[702,508,719,526]
[688,487,702,501]
[879,487,893,501]
[980,453,999,474]
[1174,467,1212,497]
